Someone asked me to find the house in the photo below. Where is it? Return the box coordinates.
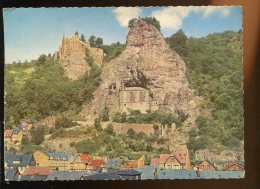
[82,170,141,180]
[5,168,19,181]
[4,129,13,138]
[45,171,89,181]
[47,152,70,171]
[23,166,52,176]
[6,154,36,174]
[157,149,190,170]
[87,159,105,171]
[21,119,33,131]
[223,163,244,171]
[70,153,90,170]
[150,157,160,168]
[196,160,217,171]
[121,155,145,169]
[4,151,15,168]
[11,128,23,142]
[103,158,123,172]
[33,150,49,167]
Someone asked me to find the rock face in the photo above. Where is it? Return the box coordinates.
[55,34,103,80]
[81,19,207,124]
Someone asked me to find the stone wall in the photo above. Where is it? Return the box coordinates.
[113,123,154,135]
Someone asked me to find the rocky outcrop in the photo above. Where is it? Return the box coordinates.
[55,34,103,80]
[81,19,208,125]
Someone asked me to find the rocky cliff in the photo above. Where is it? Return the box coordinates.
[55,34,103,80]
[80,19,209,125]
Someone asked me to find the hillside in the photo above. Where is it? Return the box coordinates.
[4,22,243,163]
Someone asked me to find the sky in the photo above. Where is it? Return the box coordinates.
[3,6,242,63]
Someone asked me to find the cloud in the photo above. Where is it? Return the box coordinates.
[113,7,141,27]
[152,6,231,30]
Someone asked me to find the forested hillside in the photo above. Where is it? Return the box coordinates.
[4,30,243,158]
[166,30,243,154]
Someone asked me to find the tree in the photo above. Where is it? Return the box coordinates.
[127,128,136,138]
[96,37,103,47]
[166,29,188,57]
[37,54,47,64]
[80,34,86,42]
[99,108,109,121]
[89,35,96,47]
[94,118,103,131]
[104,123,114,135]
[75,31,79,36]
[31,126,45,145]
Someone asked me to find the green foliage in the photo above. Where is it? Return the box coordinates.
[84,48,94,67]
[21,143,42,154]
[89,35,96,47]
[99,108,109,121]
[74,139,100,154]
[165,29,188,57]
[94,118,103,131]
[128,17,161,31]
[104,123,114,135]
[55,116,76,129]
[168,30,244,151]
[4,56,101,124]
[102,42,125,63]
[30,125,45,145]
[80,34,86,42]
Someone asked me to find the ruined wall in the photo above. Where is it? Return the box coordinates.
[56,34,103,80]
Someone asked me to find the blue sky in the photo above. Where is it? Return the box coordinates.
[4,7,242,63]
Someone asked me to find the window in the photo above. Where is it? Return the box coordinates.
[130,92,135,103]
[139,92,145,102]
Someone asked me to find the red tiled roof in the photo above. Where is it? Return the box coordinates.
[223,163,244,171]
[4,130,13,137]
[23,166,52,176]
[90,159,104,171]
[159,154,171,164]
[80,153,90,164]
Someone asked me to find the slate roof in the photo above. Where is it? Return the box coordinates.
[83,172,123,180]
[12,128,20,135]
[4,151,15,165]
[138,166,245,180]
[13,175,47,181]
[45,171,89,181]
[6,154,34,167]
[5,168,18,181]
[47,152,69,161]
[83,170,141,180]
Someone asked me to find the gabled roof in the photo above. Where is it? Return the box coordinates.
[7,154,34,167]
[23,166,52,176]
[80,153,90,164]
[198,160,217,170]
[89,159,105,170]
[159,154,171,164]
[45,171,89,181]
[223,163,244,171]
[4,151,15,164]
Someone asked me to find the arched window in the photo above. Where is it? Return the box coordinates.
[130,92,135,103]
